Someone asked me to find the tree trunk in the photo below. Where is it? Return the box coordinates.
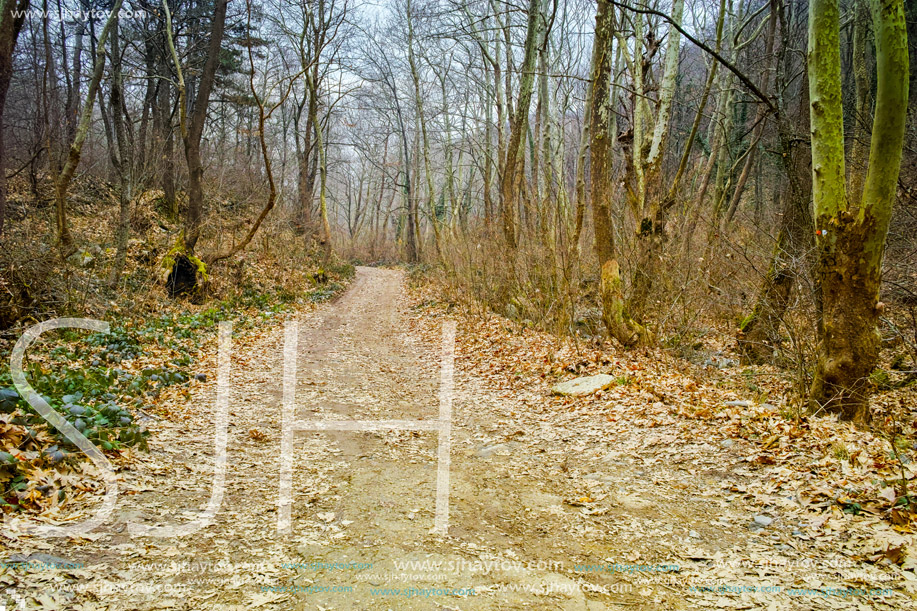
[63,14,82,149]
[305,71,332,261]
[181,0,229,252]
[722,1,777,227]
[846,0,872,207]
[482,76,494,229]
[590,0,646,347]
[499,0,543,250]
[108,13,133,286]
[627,0,685,321]
[807,0,909,424]
[53,0,124,256]
[572,35,598,253]
[398,118,416,262]
[406,0,442,259]
[296,96,316,233]
[739,74,813,362]
[136,24,158,185]
[0,0,29,238]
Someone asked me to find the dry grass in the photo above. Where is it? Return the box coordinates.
[0,172,350,338]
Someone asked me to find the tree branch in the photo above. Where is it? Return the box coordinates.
[610,0,776,113]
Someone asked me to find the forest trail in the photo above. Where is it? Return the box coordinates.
[3,267,909,610]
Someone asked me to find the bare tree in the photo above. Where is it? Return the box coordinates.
[0,0,29,237]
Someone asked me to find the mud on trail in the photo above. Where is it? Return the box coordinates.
[2,267,913,610]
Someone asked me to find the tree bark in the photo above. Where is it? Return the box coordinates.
[304,68,332,261]
[296,95,316,233]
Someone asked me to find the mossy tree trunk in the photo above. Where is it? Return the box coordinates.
[807,0,908,424]
[847,0,872,207]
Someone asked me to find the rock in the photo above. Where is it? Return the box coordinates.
[67,250,95,268]
[551,374,616,397]
[476,443,511,458]
[753,515,773,527]
[703,356,738,369]
[724,400,752,407]
[574,308,602,329]
[194,373,207,381]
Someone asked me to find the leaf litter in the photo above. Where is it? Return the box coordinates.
[0,268,913,609]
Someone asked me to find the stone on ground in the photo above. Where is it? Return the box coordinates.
[551,374,616,396]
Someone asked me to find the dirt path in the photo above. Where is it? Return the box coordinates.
[3,267,911,610]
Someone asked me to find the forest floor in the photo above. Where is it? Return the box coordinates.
[2,266,917,610]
